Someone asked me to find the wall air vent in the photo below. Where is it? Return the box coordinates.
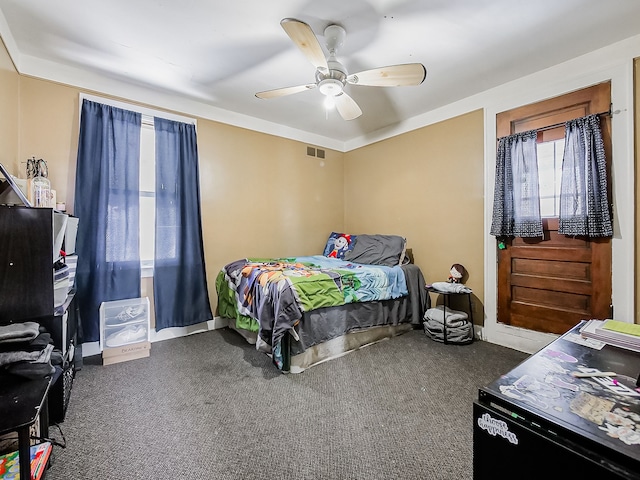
[307,146,326,158]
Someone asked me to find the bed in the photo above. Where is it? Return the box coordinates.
[216,233,427,372]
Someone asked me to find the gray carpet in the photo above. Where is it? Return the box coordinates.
[46,328,528,480]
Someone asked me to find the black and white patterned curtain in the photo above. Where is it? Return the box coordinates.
[559,114,613,237]
[491,130,543,238]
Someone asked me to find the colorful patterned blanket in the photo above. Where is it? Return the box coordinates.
[219,255,408,368]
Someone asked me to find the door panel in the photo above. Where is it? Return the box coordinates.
[512,258,590,279]
[512,287,590,311]
[496,83,612,335]
[498,219,611,334]
[511,276,591,297]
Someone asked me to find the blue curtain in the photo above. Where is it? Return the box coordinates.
[491,130,543,238]
[559,114,613,237]
[74,99,142,342]
[153,117,213,330]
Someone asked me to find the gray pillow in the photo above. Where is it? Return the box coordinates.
[343,234,406,266]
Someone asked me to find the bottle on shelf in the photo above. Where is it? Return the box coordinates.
[26,156,51,207]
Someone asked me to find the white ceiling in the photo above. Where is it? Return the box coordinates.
[2,0,640,149]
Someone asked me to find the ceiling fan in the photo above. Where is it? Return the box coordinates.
[255,18,427,121]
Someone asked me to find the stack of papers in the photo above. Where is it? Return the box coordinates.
[580,319,640,353]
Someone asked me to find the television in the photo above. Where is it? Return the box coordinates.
[0,162,31,207]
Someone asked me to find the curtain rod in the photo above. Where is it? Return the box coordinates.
[535,107,612,133]
[497,106,615,141]
[79,93,196,126]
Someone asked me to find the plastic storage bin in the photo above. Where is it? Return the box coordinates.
[53,277,69,307]
[64,254,77,292]
[99,297,150,353]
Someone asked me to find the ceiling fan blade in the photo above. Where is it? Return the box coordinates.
[255,83,316,99]
[334,92,362,121]
[347,63,427,87]
[280,18,328,71]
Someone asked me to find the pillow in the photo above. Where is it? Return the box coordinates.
[343,234,406,266]
[322,232,357,259]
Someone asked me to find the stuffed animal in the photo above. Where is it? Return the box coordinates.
[448,264,467,283]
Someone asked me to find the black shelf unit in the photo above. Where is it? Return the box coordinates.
[0,206,78,424]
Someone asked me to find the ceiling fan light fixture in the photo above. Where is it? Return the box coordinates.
[324,95,336,110]
[318,78,343,97]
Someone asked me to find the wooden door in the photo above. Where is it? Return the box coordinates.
[496,83,612,335]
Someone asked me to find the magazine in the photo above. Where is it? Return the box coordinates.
[0,442,51,480]
[580,319,640,353]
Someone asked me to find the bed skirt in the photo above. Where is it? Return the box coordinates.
[226,320,414,373]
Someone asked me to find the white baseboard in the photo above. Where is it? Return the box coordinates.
[81,316,229,357]
[483,323,558,355]
[81,342,101,357]
[149,316,229,343]
[473,324,557,355]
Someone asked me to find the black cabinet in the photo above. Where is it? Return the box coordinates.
[0,207,56,321]
[0,205,77,424]
[473,323,640,479]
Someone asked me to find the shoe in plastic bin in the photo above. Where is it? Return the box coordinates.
[100,297,150,350]
[105,324,148,347]
[106,304,147,327]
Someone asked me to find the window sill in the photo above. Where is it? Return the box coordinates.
[142,265,154,278]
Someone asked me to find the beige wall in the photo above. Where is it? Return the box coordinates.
[0,37,19,173]
[344,110,485,323]
[197,119,344,260]
[10,68,345,313]
[18,77,80,208]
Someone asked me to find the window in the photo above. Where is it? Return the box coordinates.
[78,94,196,276]
[537,138,564,217]
[139,121,156,271]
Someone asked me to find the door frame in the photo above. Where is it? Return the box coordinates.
[483,60,635,354]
